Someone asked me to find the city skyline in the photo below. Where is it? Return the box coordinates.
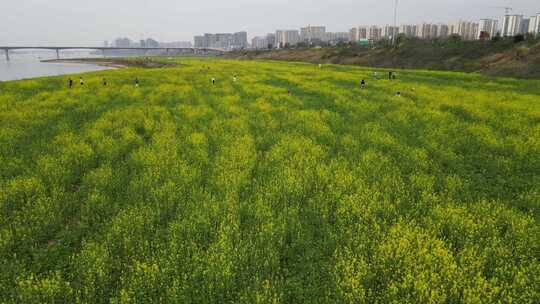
[1,0,539,45]
[105,12,540,51]
[106,13,533,50]
[59,12,540,51]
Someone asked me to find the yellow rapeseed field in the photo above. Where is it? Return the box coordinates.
[0,58,539,303]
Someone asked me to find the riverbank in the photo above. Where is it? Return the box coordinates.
[225,39,540,79]
[42,57,177,69]
[41,59,128,69]
[0,57,115,82]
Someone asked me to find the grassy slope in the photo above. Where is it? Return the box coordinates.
[0,58,540,302]
[226,40,540,79]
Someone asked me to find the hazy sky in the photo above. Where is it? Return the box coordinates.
[1,0,538,45]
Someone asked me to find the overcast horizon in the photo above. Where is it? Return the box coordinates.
[1,0,539,45]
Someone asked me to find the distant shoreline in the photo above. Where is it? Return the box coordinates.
[41,58,128,69]
[0,58,118,82]
[42,57,178,69]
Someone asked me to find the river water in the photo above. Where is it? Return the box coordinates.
[0,51,114,82]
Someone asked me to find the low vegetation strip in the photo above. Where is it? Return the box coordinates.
[0,58,539,302]
[227,39,540,79]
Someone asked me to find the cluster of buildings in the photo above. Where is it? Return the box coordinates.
[250,22,483,49]
[104,38,192,48]
[502,13,540,37]
[252,34,276,49]
[255,26,352,49]
[193,10,540,50]
[195,26,349,51]
[193,32,248,50]
[348,21,480,41]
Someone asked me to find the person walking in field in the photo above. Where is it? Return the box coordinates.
[135,78,139,87]
[389,71,393,80]
[373,72,379,80]
[68,78,73,89]
[361,79,366,89]
[103,78,107,86]
[79,77,85,86]
[233,75,237,83]
[212,78,216,85]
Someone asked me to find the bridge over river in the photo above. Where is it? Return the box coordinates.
[1,46,226,61]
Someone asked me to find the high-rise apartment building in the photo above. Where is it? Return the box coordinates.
[210,34,229,49]
[233,32,248,49]
[430,24,440,38]
[358,27,368,40]
[114,38,132,48]
[276,30,300,47]
[470,22,480,40]
[350,26,369,41]
[349,28,358,41]
[478,19,499,39]
[437,24,450,39]
[251,36,268,49]
[266,33,276,48]
[450,21,479,40]
[368,26,382,41]
[300,26,326,42]
[193,32,248,50]
[416,23,437,39]
[529,14,540,35]
[382,25,399,39]
[520,19,531,35]
[399,25,417,37]
[194,36,207,48]
[145,38,159,48]
[324,32,350,43]
[503,15,524,36]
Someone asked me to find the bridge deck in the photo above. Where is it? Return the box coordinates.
[1,46,223,51]
[1,46,226,61]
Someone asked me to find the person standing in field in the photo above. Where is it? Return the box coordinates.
[361,79,366,89]
[79,77,84,86]
[212,78,216,85]
[389,71,393,80]
[68,78,73,89]
[373,72,379,80]
[135,78,139,87]
[103,78,107,86]
[233,75,237,83]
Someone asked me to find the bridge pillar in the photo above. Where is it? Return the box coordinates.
[166,48,170,55]
[4,49,9,61]
[102,49,106,58]
[56,49,60,60]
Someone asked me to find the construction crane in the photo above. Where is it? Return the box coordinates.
[490,6,513,15]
